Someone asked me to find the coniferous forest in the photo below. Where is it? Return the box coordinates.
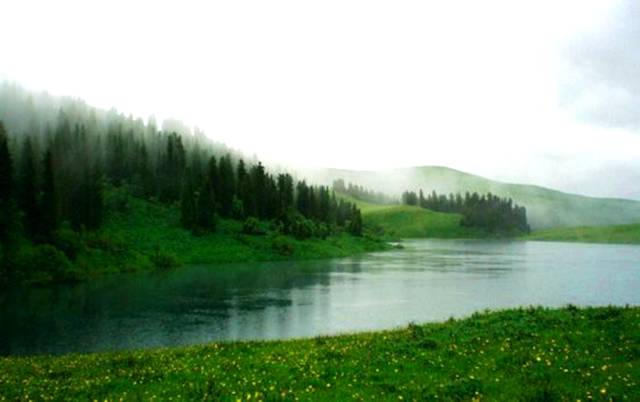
[332,179,397,204]
[0,84,366,285]
[402,189,530,234]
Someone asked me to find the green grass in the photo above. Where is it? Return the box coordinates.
[364,205,482,239]
[1,306,638,400]
[337,193,483,239]
[524,223,640,245]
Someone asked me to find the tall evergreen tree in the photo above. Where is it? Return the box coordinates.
[218,155,235,217]
[196,176,216,231]
[0,122,15,245]
[19,137,40,239]
[40,148,59,240]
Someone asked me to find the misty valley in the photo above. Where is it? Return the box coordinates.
[1,68,639,399]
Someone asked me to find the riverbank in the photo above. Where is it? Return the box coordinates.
[4,188,390,286]
[524,223,640,245]
[1,306,637,400]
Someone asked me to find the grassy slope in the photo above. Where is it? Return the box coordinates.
[525,223,640,245]
[1,306,638,401]
[13,189,389,284]
[101,190,386,265]
[313,166,640,230]
[338,193,483,239]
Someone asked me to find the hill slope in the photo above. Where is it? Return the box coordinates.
[308,166,640,230]
[337,193,482,238]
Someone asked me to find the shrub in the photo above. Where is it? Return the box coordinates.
[271,236,295,256]
[242,217,267,235]
[284,213,317,240]
[150,245,180,269]
[51,225,84,260]
[15,244,73,283]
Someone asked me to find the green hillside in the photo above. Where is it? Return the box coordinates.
[337,193,482,239]
[525,223,640,245]
[309,166,640,230]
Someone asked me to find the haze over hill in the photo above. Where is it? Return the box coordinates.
[304,166,640,230]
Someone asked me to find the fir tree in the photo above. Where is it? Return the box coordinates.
[19,137,40,239]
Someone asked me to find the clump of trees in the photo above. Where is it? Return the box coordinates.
[332,179,396,204]
[0,84,364,281]
[402,189,530,234]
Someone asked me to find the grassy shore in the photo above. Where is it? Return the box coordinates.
[6,188,389,285]
[524,223,640,245]
[1,306,637,401]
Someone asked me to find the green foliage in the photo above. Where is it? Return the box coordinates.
[1,306,638,400]
[284,213,317,240]
[242,217,267,235]
[270,235,295,256]
[402,189,530,235]
[14,244,75,284]
[51,224,85,260]
[149,246,180,270]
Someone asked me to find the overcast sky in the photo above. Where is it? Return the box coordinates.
[1,0,639,199]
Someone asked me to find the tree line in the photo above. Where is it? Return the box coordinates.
[402,189,530,234]
[0,86,364,277]
[332,179,396,204]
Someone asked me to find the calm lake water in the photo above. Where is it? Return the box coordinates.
[1,240,639,355]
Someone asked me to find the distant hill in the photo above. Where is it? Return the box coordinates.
[306,166,640,230]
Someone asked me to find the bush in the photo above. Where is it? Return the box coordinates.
[51,225,85,260]
[15,244,74,283]
[284,213,317,240]
[150,245,180,269]
[242,217,267,235]
[271,236,295,256]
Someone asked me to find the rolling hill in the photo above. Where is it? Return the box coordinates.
[307,166,640,230]
[337,193,482,239]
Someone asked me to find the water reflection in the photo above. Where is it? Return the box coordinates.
[1,240,639,355]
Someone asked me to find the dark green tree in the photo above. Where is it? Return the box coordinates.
[19,137,40,239]
[180,173,196,230]
[196,176,216,231]
[40,148,59,240]
[217,155,236,217]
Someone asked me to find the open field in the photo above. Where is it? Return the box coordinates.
[1,306,638,401]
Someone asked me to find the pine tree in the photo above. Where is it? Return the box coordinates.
[348,205,363,236]
[218,155,235,217]
[180,173,196,230]
[40,148,59,240]
[196,176,216,231]
[0,122,15,244]
[19,137,40,239]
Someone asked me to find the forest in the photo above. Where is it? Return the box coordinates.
[402,189,530,234]
[0,84,364,284]
[332,179,397,204]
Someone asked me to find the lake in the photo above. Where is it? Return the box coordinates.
[1,239,639,355]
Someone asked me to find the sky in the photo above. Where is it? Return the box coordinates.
[1,0,639,199]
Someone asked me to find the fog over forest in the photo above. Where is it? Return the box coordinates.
[1,0,639,200]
